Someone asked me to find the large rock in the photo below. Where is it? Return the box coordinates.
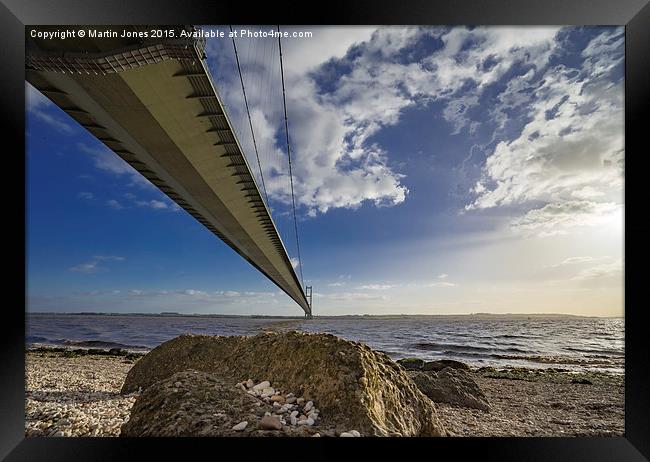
[408,368,491,412]
[121,332,446,436]
[121,370,318,437]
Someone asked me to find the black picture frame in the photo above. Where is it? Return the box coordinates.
[3,0,648,460]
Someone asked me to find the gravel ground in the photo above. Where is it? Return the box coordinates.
[25,351,624,437]
[26,351,139,437]
[436,371,624,437]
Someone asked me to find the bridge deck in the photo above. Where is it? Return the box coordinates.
[25,26,310,314]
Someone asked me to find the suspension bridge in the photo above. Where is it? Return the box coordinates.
[25,25,313,317]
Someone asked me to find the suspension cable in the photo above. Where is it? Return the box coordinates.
[230,25,269,206]
[277,25,305,288]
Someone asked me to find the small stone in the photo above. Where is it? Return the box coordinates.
[290,410,299,417]
[312,433,321,437]
[304,401,314,412]
[298,415,308,421]
[262,387,275,395]
[270,395,285,403]
[246,379,254,388]
[290,416,297,426]
[273,402,281,408]
[340,432,354,437]
[253,381,271,391]
[259,416,283,431]
[286,396,297,404]
[297,398,305,405]
[174,381,182,387]
[232,421,248,431]
[350,430,360,437]
[286,393,294,398]
[264,412,271,417]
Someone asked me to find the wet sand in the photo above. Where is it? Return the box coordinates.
[25,350,624,437]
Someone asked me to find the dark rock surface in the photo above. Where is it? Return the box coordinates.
[408,367,491,412]
[121,332,446,436]
[396,358,425,370]
[423,360,471,372]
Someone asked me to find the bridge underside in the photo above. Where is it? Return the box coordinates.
[25,26,310,314]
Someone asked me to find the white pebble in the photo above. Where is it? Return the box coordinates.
[253,381,270,391]
[298,417,315,426]
[290,410,299,417]
[350,430,360,437]
[312,433,321,437]
[304,401,314,412]
[232,421,248,431]
[290,416,297,426]
[246,379,254,388]
[340,432,354,437]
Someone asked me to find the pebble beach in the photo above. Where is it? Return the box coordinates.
[25,348,624,437]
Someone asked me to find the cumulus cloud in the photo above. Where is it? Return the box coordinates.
[207,26,576,217]
[465,28,624,237]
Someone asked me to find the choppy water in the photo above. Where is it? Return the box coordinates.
[26,313,624,374]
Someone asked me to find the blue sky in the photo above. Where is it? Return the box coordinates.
[27,26,624,316]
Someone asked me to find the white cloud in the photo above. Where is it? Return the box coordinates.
[324,292,387,301]
[77,143,155,189]
[26,83,76,135]
[356,284,394,290]
[206,26,572,217]
[466,28,624,237]
[69,255,125,274]
[428,281,457,287]
[510,201,620,237]
[572,258,623,281]
[106,199,123,210]
[78,192,94,200]
[94,255,126,262]
[550,256,608,267]
[69,261,102,274]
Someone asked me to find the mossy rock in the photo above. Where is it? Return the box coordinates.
[121,332,447,436]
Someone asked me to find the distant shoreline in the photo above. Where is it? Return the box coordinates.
[27,311,622,320]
